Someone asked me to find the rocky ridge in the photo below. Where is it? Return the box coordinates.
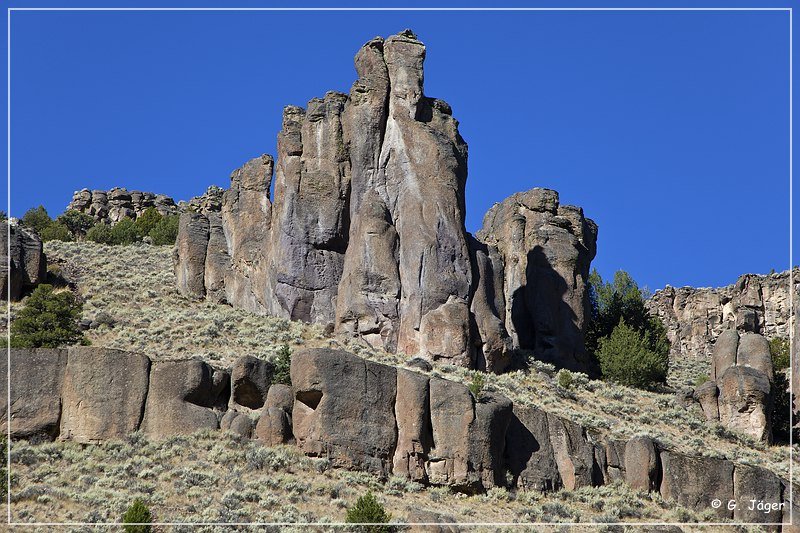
[1,345,793,527]
[67,187,179,224]
[646,270,795,367]
[0,220,47,301]
[174,30,598,375]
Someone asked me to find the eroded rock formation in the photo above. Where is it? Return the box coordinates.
[68,187,179,224]
[174,31,597,374]
[690,329,775,443]
[647,270,796,369]
[2,345,793,525]
[1,221,47,301]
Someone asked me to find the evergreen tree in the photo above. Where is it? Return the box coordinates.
[10,284,86,348]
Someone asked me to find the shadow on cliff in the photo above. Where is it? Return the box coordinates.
[508,247,600,378]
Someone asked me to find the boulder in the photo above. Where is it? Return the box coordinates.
[141,359,229,439]
[406,509,460,533]
[693,380,720,421]
[717,366,772,443]
[254,406,292,446]
[291,348,397,476]
[220,410,253,438]
[623,436,659,492]
[659,451,734,518]
[230,355,274,410]
[426,377,475,489]
[469,392,513,489]
[0,348,66,441]
[733,464,782,527]
[603,439,627,483]
[59,347,150,443]
[547,412,600,490]
[504,406,562,492]
[265,384,293,413]
[711,329,739,381]
[737,332,774,382]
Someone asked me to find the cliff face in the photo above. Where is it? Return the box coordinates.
[67,188,179,224]
[173,30,598,374]
[646,270,796,368]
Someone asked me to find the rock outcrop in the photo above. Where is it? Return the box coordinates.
[647,270,796,370]
[2,345,794,525]
[67,187,178,224]
[689,329,775,443]
[174,31,598,374]
[1,221,47,301]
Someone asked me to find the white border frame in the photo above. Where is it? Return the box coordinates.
[4,5,794,528]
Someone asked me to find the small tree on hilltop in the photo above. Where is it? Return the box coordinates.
[596,319,668,390]
[345,491,394,533]
[133,207,163,239]
[10,284,87,348]
[21,206,52,234]
[39,222,73,242]
[110,218,140,245]
[56,210,95,237]
[148,214,180,245]
[86,222,114,244]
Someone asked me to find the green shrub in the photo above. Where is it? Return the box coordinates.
[21,205,52,234]
[273,344,292,385]
[771,371,796,444]
[468,373,485,398]
[345,491,393,533]
[694,374,710,388]
[134,207,163,239]
[149,214,180,245]
[111,218,140,245]
[556,369,574,390]
[56,210,95,237]
[769,337,790,371]
[86,222,114,244]
[10,284,87,348]
[596,319,668,390]
[122,498,152,533]
[39,222,73,242]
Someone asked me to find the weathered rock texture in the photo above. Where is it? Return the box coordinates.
[689,330,775,443]
[174,31,598,374]
[3,345,794,523]
[1,221,47,301]
[647,270,796,368]
[67,187,179,224]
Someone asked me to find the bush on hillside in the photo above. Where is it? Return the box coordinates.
[149,214,180,245]
[110,218,140,245]
[468,372,485,398]
[122,498,152,533]
[596,319,669,390]
[769,337,790,371]
[39,222,73,242]
[273,344,292,385]
[771,370,793,444]
[56,210,95,236]
[10,284,87,348]
[134,207,162,239]
[86,222,114,244]
[345,491,393,533]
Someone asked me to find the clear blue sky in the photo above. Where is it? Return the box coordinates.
[2,2,794,291]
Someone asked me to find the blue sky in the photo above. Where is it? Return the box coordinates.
[2,3,794,291]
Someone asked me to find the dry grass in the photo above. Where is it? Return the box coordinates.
[7,430,713,530]
[28,241,793,480]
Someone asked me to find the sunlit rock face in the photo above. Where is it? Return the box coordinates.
[174,30,597,373]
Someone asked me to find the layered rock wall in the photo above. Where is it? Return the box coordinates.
[68,187,179,224]
[174,31,598,374]
[646,270,796,365]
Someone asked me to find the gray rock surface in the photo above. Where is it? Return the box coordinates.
[0,348,66,440]
[659,451,734,519]
[230,355,274,410]
[141,359,229,439]
[67,187,178,224]
[59,347,150,443]
[172,31,598,374]
[1,222,47,301]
